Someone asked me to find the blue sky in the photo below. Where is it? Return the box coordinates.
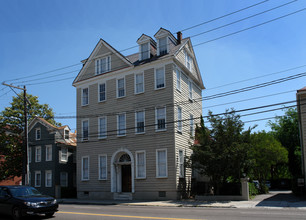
[1,0,306,132]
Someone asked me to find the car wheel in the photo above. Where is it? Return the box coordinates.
[12,207,21,220]
[45,212,55,218]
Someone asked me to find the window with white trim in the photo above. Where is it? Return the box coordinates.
[99,83,106,102]
[35,128,41,140]
[82,156,89,181]
[117,78,125,98]
[179,150,184,178]
[45,170,52,187]
[156,149,167,178]
[98,155,107,180]
[117,113,126,136]
[140,43,149,60]
[135,111,145,134]
[177,106,182,132]
[156,107,166,131]
[35,171,41,187]
[188,80,193,100]
[136,151,146,178]
[61,147,68,162]
[155,67,165,89]
[98,117,107,139]
[95,56,111,74]
[158,37,167,56]
[185,50,192,71]
[82,119,89,141]
[82,88,89,106]
[64,130,69,140]
[135,73,144,94]
[60,172,68,187]
[176,68,181,91]
[46,145,52,161]
[35,146,41,162]
[190,114,194,137]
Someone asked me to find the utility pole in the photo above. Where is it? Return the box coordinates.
[2,83,29,185]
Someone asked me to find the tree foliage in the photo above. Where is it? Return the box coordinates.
[268,108,301,178]
[190,110,252,194]
[0,92,60,180]
[249,131,288,183]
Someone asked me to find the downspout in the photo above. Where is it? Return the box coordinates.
[297,93,305,189]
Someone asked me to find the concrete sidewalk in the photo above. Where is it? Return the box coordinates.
[59,191,306,209]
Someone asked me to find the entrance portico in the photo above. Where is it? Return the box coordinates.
[111,148,134,195]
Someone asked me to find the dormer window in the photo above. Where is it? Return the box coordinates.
[158,37,167,56]
[65,130,69,140]
[95,56,111,74]
[140,43,149,60]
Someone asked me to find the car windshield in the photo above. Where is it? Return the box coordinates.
[9,187,42,197]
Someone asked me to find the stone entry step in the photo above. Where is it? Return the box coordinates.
[114,192,132,200]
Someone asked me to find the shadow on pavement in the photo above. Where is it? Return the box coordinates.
[256,191,306,208]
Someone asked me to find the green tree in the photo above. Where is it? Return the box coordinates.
[268,108,301,178]
[249,131,288,192]
[0,92,60,181]
[190,110,252,194]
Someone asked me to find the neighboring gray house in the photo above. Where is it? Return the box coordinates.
[28,117,76,198]
[297,87,306,192]
[73,28,205,200]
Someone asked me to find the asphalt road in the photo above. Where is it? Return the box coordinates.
[3,204,305,220]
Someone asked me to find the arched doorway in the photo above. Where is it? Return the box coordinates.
[111,149,134,194]
[119,154,131,192]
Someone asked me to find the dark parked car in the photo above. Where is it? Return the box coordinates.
[0,185,58,220]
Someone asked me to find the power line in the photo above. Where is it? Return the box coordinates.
[178,0,270,33]
[194,7,306,47]
[190,0,297,39]
[4,1,301,86]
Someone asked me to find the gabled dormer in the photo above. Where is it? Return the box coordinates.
[136,34,156,61]
[154,28,177,56]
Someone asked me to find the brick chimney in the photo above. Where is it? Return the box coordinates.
[177,31,182,44]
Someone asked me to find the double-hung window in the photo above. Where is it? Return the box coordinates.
[156,149,167,178]
[117,113,126,136]
[60,172,68,187]
[155,67,165,89]
[135,111,145,134]
[140,43,149,60]
[35,146,41,162]
[64,130,69,140]
[98,117,107,139]
[61,147,68,162]
[135,73,144,94]
[45,170,52,187]
[98,155,107,180]
[156,107,166,131]
[136,151,146,179]
[82,119,89,141]
[176,68,181,91]
[190,114,194,137]
[179,150,184,178]
[96,56,111,74]
[82,156,89,181]
[82,88,89,106]
[177,107,182,133]
[185,50,192,71]
[117,78,125,98]
[99,83,106,102]
[188,80,193,100]
[35,171,41,187]
[158,37,167,55]
[46,145,52,161]
[35,128,41,140]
